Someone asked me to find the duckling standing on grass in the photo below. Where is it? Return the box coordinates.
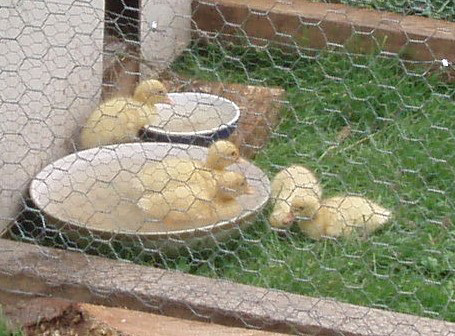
[269,165,322,229]
[138,171,253,229]
[79,79,173,149]
[294,196,392,240]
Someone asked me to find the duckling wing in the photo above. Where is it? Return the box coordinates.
[343,196,392,233]
[163,185,217,228]
[117,100,155,137]
[322,196,391,237]
[161,157,205,183]
[270,169,291,199]
[137,192,171,219]
[138,182,199,219]
[138,178,217,229]
[318,197,350,237]
[286,165,322,199]
[80,98,154,148]
[138,161,173,193]
[139,157,217,199]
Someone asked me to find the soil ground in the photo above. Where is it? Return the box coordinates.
[1,294,286,336]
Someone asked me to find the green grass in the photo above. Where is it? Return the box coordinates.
[12,39,454,322]
[0,310,21,336]
[318,0,454,21]
[161,40,455,321]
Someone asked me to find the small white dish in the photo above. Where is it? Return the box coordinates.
[142,92,240,146]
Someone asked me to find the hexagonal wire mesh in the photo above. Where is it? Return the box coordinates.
[319,0,455,20]
[1,0,454,332]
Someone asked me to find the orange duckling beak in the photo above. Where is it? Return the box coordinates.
[163,95,175,105]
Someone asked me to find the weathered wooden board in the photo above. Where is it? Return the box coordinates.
[0,238,453,335]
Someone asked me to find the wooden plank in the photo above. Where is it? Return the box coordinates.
[0,238,454,335]
[192,0,455,66]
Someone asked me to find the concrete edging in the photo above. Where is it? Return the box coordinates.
[0,238,453,335]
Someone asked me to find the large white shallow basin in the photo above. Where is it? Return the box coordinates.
[29,142,270,254]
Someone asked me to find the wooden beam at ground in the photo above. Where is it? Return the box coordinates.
[192,0,455,69]
[0,239,453,335]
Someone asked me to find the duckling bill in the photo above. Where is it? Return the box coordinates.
[269,165,322,229]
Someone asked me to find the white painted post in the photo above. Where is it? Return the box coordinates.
[0,0,104,233]
[140,0,192,78]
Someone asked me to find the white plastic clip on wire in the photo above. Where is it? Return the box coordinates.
[150,21,158,32]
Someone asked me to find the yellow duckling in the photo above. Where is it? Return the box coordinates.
[137,179,209,225]
[136,140,240,194]
[204,140,241,172]
[132,79,173,109]
[293,196,392,240]
[269,165,322,229]
[212,170,254,221]
[138,171,253,229]
[79,79,172,149]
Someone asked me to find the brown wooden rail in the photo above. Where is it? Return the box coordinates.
[0,239,453,335]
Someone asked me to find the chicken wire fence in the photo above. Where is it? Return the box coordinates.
[1,0,455,331]
[319,0,454,20]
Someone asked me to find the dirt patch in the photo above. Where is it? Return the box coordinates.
[25,308,121,336]
[2,295,287,336]
[2,297,121,336]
